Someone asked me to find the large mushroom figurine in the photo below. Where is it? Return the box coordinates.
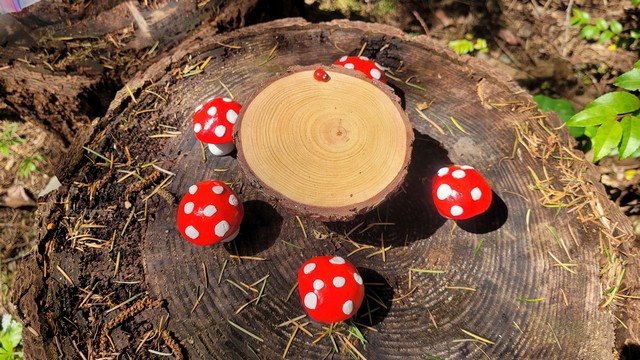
[297,256,365,323]
[333,56,386,83]
[432,165,492,220]
[192,97,242,156]
[177,180,244,246]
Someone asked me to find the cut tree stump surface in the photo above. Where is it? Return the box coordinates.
[15,18,635,359]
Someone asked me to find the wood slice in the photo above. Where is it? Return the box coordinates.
[14,19,636,359]
[236,65,413,220]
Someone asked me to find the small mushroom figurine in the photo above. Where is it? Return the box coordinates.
[298,256,365,323]
[333,56,386,83]
[177,180,244,246]
[192,97,242,156]
[432,165,492,220]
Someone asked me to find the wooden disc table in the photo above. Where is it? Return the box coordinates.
[15,18,635,359]
[236,65,413,221]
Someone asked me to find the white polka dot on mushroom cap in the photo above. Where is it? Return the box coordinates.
[304,292,317,310]
[183,202,195,214]
[195,104,203,113]
[471,187,482,201]
[214,125,226,137]
[342,300,353,315]
[185,225,199,239]
[329,256,346,265]
[212,186,224,194]
[437,167,449,177]
[223,97,232,102]
[207,106,217,116]
[370,68,382,79]
[193,123,202,133]
[461,165,474,170]
[437,184,453,200]
[339,56,347,62]
[203,205,217,217]
[313,279,324,290]
[354,273,363,285]
[452,170,466,179]
[333,276,346,288]
[228,195,239,206]
[227,109,238,124]
[215,220,230,237]
[189,185,198,194]
[359,56,369,60]
[451,205,464,217]
[374,62,383,69]
[344,63,355,69]
[303,263,316,274]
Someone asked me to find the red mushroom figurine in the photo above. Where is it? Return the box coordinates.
[298,256,365,323]
[177,180,244,246]
[333,56,386,83]
[192,97,242,156]
[431,165,492,220]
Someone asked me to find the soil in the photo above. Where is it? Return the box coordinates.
[0,0,639,359]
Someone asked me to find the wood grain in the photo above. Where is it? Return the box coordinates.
[17,18,635,359]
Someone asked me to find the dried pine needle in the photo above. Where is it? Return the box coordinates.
[227,320,264,343]
[515,297,545,303]
[414,107,445,135]
[296,216,307,238]
[459,328,495,345]
[449,116,469,134]
[409,268,445,274]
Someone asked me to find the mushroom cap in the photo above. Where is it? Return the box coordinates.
[297,255,365,323]
[333,55,387,83]
[192,97,242,145]
[177,180,244,246]
[431,165,492,220]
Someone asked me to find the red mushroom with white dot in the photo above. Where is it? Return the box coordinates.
[297,255,365,323]
[432,165,492,220]
[333,56,386,83]
[192,97,242,156]
[177,180,244,246]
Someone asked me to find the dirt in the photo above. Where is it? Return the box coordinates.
[0,0,639,358]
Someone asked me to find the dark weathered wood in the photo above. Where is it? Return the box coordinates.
[0,0,262,145]
[14,18,635,359]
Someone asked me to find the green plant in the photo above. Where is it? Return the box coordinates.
[0,314,23,360]
[448,35,489,55]
[0,123,25,159]
[535,63,640,162]
[17,154,45,180]
[570,7,638,50]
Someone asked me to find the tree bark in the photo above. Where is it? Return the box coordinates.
[0,0,264,146]
[13,18,635,359]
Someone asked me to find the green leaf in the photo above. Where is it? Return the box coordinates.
[609,20,623,34]
[592,119,623,161]
[580,25,599,40]
[566,106,617,126]
[620,116,640,159]
[584,126,598,138]
[571,9,590,26]
[596,18,608,31]
[587,91,640,114]
[598,30,614,43]
[615,68,640,90]
[448,39,475,55]
[632,30,640,39]
[634,0,640,6]
[532,95,576,122]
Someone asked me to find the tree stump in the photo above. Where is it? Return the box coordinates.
[236,65,413,220]
[14,19,636,359]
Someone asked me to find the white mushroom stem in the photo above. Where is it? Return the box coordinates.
[208,142,235,156]
[221,227,241,243]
